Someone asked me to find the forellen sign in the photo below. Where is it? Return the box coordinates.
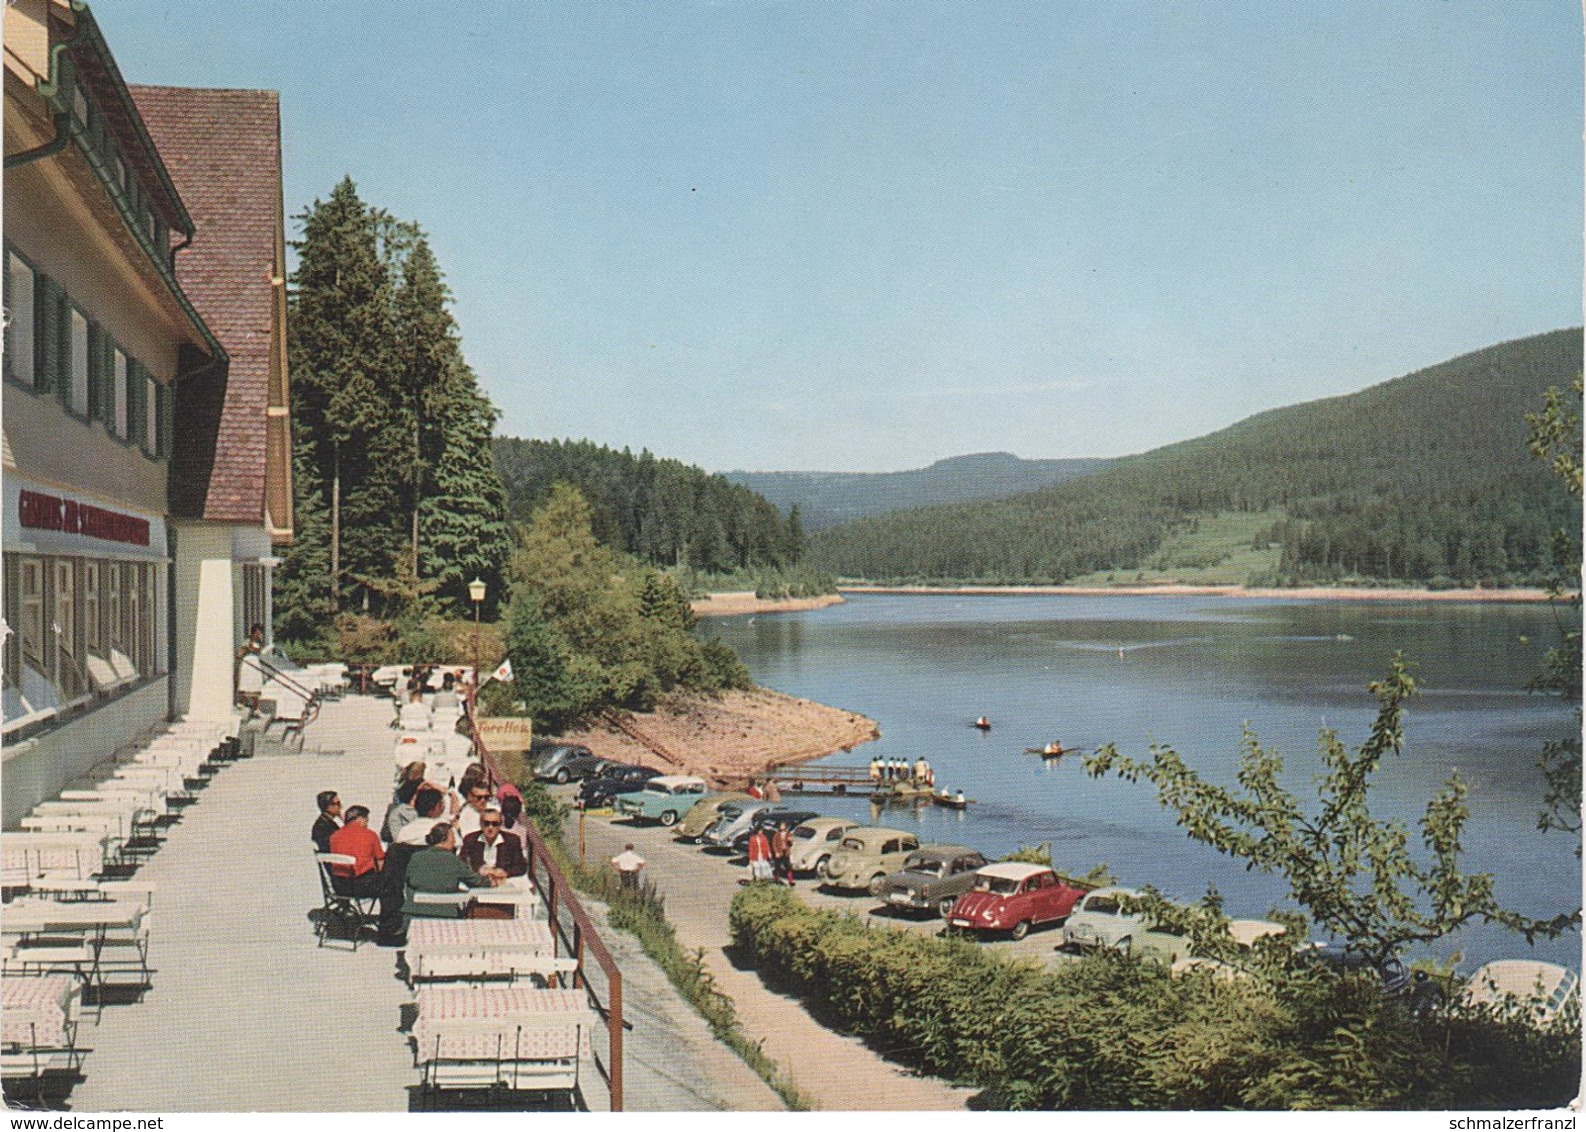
[17,489,151,547]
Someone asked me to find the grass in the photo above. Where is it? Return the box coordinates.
[1064,508,1286,587]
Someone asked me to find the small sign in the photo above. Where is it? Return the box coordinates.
[476,716,534,753]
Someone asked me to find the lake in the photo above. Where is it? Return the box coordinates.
[707,592,1582,970]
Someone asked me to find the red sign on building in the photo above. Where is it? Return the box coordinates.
[17,490,151,547]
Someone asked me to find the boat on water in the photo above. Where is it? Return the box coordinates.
[1024,743,1085,757]
[973,716,991,731]
[934,792,972,810]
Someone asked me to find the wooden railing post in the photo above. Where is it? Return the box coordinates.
[609,970,623,1112]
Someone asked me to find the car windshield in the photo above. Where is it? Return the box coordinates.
[1085,896,1122,914]
[977,876,1020,895]
[719,805,744,820]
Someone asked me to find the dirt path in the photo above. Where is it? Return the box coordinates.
[568,803,978,1111]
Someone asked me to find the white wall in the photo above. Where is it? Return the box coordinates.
[171,521,237,721]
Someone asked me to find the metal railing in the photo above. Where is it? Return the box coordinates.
[473,728,624,1112]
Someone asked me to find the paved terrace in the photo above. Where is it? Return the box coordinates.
[68,694,779,1113]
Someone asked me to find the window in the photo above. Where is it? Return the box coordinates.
[20,558,45,673]
[144,374,158,455]
[6,250,35,386]
[69,307,89,415]
[113,349,128,437]
[105,562,121,653]
[54,560,82,700]
[242,564,268,642]
[83,562,100,659]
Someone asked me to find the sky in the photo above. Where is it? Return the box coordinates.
[97,1,1582,473]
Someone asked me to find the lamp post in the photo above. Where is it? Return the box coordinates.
[468,577,486,722]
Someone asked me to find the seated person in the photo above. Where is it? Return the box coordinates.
[382,778,423,844]
[326,805,384,897]
[395,786,448,846]
[312,790,341,853]
[455,777,496,840]
[460,807,527,879]
[403,822,496,919]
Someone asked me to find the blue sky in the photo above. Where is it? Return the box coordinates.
[99,2,1581,472]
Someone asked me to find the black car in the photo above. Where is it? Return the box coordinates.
[731,808,821,853]
[578,765,663,809]
[1305,943,1411,995]
[531,743,602,784]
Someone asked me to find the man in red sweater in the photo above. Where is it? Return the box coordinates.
[328,805,385,899]
[747,827,773,883]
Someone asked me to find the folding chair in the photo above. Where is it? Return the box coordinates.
[313,854,377,950]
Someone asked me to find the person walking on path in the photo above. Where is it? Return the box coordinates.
[770,822,795,886]
[612,843,646,892]
[236,623,266,713]
[746,827,773,883]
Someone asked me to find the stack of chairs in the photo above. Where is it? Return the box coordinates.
[0,714,238,1105]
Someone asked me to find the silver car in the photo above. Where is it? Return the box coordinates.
[700,800,777,850]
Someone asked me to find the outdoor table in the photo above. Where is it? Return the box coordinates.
[413,985,595,1061]
[2,897,149,1006]
[472,875,539,916]
[0,974,77,1049]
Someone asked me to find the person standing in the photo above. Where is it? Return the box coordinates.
[236,623,266,713]
[611,843,645,891]
[746,826,773,883]
[770,822,795,887]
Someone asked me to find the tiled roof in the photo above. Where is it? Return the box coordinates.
[129,85,282,526]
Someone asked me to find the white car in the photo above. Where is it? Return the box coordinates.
[1462,960,1579,1025]
[1060,887,1147,953]
[787,817,861,877]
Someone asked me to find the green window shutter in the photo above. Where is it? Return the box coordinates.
[100,331,116,425]
[157,381,172,458]
[34,275,59,395]
[127,359,146,447]
[86,322,103,420]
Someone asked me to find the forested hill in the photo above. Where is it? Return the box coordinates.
[808,329,1583,586]
[725,453,1114,530]
[493,437,804,572]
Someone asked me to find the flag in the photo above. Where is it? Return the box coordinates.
[484,658,514,685]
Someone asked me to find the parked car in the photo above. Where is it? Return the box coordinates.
[1059,887,1148,953]
[676,792,754,842]
[873,845,989,917]
[1166,920,1287,980]
[947,862,1092,939]
[578,765,662,809]
[787,817,862,878]
[731,808,821,854]
[532,744,600,784]
[699,800,779,850]
[821,827,922,895]
[1302,942,1411,995]
[1461,960,1580,1026]
[613,775,710,826]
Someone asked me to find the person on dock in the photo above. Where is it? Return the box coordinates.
[747,826,773,883]
[764,778,782,803]
[913,756,930,784]
[869,756,883,785]
[611,844,646,891]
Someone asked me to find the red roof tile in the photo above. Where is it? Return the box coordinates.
[128,85,284,526]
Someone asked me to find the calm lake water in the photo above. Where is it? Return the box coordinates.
[708,592,1583,970]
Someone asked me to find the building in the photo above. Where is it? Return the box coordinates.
[2,0,291,824]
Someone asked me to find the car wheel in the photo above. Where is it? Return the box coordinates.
[868,873,887,897]
[1010,919,1032,941]
[1114,935,1132,957]
[555,769,570,785]
[660,810,678,827]
[814,855,831,879]
[938,897,957,918]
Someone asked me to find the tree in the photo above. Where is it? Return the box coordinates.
[1083,656,1574,966]
[1525,373,1582,846]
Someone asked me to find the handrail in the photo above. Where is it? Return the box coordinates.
[472,724,624,1112]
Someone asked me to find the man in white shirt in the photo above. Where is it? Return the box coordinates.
[611,844,645,891]
[395,787,448,847]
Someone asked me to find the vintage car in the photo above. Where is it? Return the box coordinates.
[1059,887,1148,953]
[1461,960,1580,1026]
[873,845,989,916]
[577,764,662,809]
[613,775,710,825]
[1302,941,1411,995]
[729,808,820,854]
[675,792,754,842]
[787,817,862,877]
[821,827,922,895]
[699,800,779,850]
[531,744,601,784]
[946,862,1092,938]
[1167,920,1288,979]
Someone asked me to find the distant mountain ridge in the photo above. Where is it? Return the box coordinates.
[807,329,1583,586]
[725,452,1114,530]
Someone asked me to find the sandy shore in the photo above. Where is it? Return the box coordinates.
[556,687,879,788]
[691,591,846,617]
[841,583,1566,603]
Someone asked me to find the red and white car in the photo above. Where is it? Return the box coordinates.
[946,862,1092,940]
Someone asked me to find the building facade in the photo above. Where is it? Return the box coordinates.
[2,0,291,825]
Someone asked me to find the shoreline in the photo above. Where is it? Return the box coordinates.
[692,591,846,617]
[839,583,1567,604]
[555,687,879,789]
